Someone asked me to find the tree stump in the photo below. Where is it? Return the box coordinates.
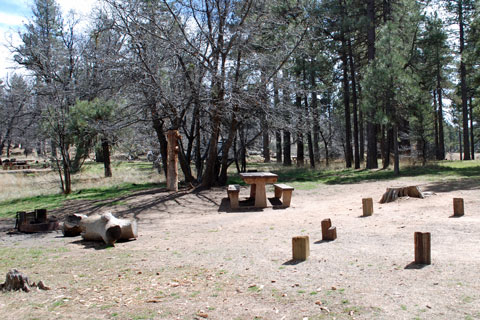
[0,269,31,292]
[321,219,337,241]
[362,198,373,216]
[0,269,51,292]
[453,198,464,217]
[292,236,310,261]
[414,232,431,265]
[379,186,424,203]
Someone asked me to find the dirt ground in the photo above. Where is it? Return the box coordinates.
[0,176,479,320]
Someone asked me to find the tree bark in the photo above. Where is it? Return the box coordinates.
[470,96,475,159]
[366,0,378,169]
[348,38,360,169]
[459,0,471,160]
[296,94,304,167]
[101,137,112,178]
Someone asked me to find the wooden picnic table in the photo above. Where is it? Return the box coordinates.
[239,172,278,208]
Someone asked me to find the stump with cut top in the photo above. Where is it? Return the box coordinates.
[292,236,310,261]
[453,198,464,217]
[321,218,337,241]
[414,232,431,265]
[379,186,424,203]
[362,198,374,216]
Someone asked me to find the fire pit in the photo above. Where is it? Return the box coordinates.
[15,209,59,233]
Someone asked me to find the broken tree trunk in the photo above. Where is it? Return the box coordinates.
[379,186,424,204]
[0,269,50,292]
[79,212,137,245]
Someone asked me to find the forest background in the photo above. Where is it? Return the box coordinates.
[1,0,479,194]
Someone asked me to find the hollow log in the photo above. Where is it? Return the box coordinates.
[80,212,137,245]
[62,214,88,237]
[379,186,424,204]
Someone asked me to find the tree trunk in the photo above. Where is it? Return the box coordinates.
[283,131,291,166]
[101,138,112,178]
[311,72,320,163]
[459,1,471,160]
[261,70,270,163]
[274,76,282,163]
[433,90,439,159]
[470,96,475,159]
[340,30,352,168]
[437,69,445,161]
[348,38,360,169]
[296,94,304,167]
[393,125,399,176]
[366,0,377,169]
[149,103,168,176]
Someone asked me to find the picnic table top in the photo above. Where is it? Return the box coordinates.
[239,172,278,178]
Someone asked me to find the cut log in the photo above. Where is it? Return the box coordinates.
[362,198,373,216]
[414,232,431,265]
[379,186,424,204]
[321,219,337,241]
[80,212,137,245]
[292,236,310,261]
[453,198,464,217]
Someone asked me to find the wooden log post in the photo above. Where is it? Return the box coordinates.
[321,219,337,241]
[292,236,310,261]
[362,198,373,216]
[453,198,464,217]
[414,232,431,265]
[167,130,181,192]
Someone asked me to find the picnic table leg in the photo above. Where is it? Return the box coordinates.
[254,182,267,208]
[249,184,256,199]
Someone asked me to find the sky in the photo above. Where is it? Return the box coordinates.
[0,0,97,79]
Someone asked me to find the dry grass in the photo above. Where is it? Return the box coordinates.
[0,161,165,202]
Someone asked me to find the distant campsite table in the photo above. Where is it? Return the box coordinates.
[239,172,278,208]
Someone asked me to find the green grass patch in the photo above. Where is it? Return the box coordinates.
[0,182,164,218]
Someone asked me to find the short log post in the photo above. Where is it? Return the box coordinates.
[362,198,373,217]
[453,198,464,217]
[167,130,180,192]
[414,232,431,265]
[292,236,310,261]
[321,219,337,241]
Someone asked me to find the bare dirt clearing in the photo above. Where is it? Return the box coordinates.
[0,177,479,319]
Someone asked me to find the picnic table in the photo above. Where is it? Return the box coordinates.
[239,172,278,208]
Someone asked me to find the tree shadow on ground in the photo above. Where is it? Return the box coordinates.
[422,178,480,193]
[228,164,480,186]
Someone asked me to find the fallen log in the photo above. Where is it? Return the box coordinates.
[379,186,424,204]
[80,212,137,245]
[62,214,87,237]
